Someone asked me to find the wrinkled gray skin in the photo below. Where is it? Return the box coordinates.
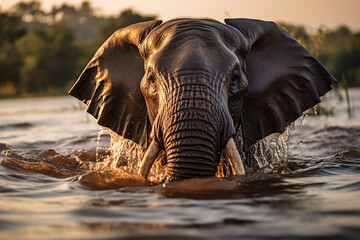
[69,18,336,181]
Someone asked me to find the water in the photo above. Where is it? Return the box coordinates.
[0,89,360,240]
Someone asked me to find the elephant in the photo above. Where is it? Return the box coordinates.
[69,18,336,181]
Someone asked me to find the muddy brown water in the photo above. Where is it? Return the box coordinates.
[0,89,359,240]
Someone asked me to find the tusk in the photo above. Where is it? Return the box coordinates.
[224,137,245,175]
[138,139,161,179]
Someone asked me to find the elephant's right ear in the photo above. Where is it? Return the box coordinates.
[69,20,162,147]
[225,18,336,150]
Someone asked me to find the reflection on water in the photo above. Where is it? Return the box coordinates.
[0,91,360,239]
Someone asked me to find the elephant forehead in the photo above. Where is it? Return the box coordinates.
[143,20,241,74]
[141,19,244,60]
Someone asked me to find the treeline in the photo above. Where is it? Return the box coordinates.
[0,1,155,97]
[0,1,359,98]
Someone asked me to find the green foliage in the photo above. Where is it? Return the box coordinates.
[319,26,360,86]
[99,9,156,41]
[15,24,80,93]
[10,0,45,23]
[0,13,26,87]
[15,30,48,92]
[0,1,156,98]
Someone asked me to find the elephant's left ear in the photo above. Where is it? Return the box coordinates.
[225,18,337,150]
[69,20,162,147]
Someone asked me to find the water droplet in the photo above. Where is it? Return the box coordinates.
[313,105,318,115]
[270,141,277,149]
[300,111,308,129]
[95,127,103,167]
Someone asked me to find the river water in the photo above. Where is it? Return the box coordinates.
[0,89,359,240]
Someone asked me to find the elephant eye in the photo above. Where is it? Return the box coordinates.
[147,72,157,93]
[230,68,241,93]
[147,71,156,84]
[148,73,156,84]
[148,76,155,84]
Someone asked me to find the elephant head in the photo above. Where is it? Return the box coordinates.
[69,18,336,181]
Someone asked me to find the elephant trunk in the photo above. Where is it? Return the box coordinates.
[164,113,219,180]
[160,86,235,181]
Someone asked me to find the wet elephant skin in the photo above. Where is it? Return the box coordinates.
[69,18,336,181]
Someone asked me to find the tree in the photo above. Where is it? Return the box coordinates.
[49,3,77,23]
[15,30,49,92]
[10,0,45,23]
[318,26,360,86]
[47,24,80,88]
[15,24,80,93]
[99,9,156,40]
[0,12,26,86]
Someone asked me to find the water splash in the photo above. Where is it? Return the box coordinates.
[108,130,144,171]
[88,124,297,181]
[106,130,166,182]
[250,123,295,173]
[92,127,111,171]
[313,105,318,116]
[300,110,309,129]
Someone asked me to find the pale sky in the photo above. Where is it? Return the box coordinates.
[1,0,359,31]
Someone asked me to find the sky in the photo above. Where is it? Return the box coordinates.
[1,0,360,31]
